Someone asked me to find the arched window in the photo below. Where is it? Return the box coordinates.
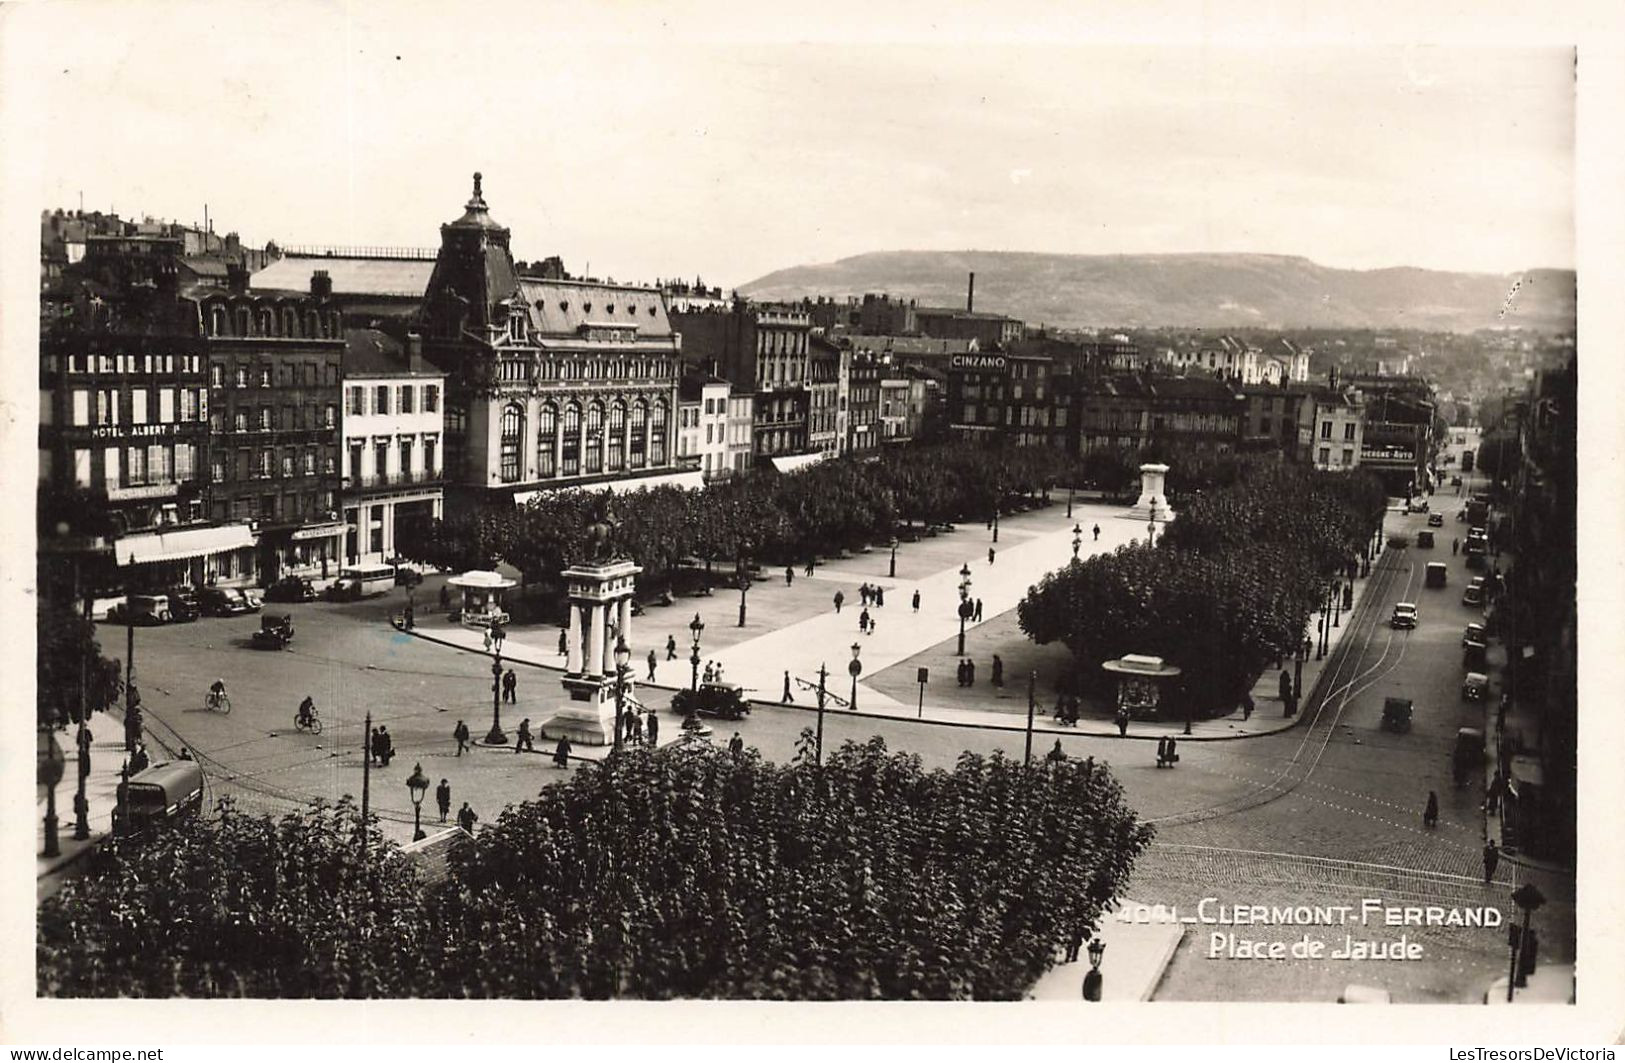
[210,305,227,337]
[650,400,668,465]
[282,308,298,337]
[584,402,604,475]
[499,403,524,484]
[257,308,274,335]
[607,402,626,472]
[561,403,582,477]
[234,306,250,336]
[537,403,558,478]
[630,401,647,468]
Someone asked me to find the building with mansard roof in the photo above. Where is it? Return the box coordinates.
[417,174,692,506]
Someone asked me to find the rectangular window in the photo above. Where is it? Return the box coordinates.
[325,404,337,428]
[350,387,365,415]
[211,456,226,483]
[424,437,437,474]
[127,447,147,484]
[259,406,272,431]
[399,438,414,475]
[375,443,390,480]
[259,449,273,478]
[375,386,390,415]
[103,447,121,489]
[132,390,149,424]
[259,366,271,388]
[1318,446,1331,466]
[282,452,295,478]
[303,448,316,477]
[1320,420,1332,439]
[283,405,296,431]
[1342,448,1354,466]
[400,386,414,414]
[349,443,364,480]
[424,385,439,413]
[73,449,92,487]
[234,410,248,433]
[1343,422,1356,441]
[175,443,194,481]
[235,366,248,388]
[71,390,90,426]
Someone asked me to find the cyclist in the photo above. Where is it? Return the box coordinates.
[207,678,228,710]
[297,695,318,729]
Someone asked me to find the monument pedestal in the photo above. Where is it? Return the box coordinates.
[540,558,642,746]
[1123,462,1176,523]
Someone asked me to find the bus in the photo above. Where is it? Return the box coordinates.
[113,760,205,838]
[327,564,397,601]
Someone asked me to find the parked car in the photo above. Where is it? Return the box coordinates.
[200,587,255,616]
[1425,562,1448,588]
[1462,672,1489,702]
[107,594,172,625]
[264,576,317,603]
[1450,475,1463,487]
[1463,622,1486,646]
[1390,602,1418,630]
[1416,530,1435,548]
[162,587,201,622]
[1381,696,1413,733]
[1428,513,1445,528]
[251,613,295,650]
[670,682,752,721]
[1462,584,1485,608]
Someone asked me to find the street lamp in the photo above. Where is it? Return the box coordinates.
[888,537,899,579]
[736,543,752,628]
[1024,670,1037,766]
[1290,636,1307,717]
[688,612,705,691]
[1146,511,1157,548]
[1507,883,1547,1002]
[814,662,830,765]
[848,642,863,711]
[1072,523,1083,561]
[38,726,65,858]
[1332,578,1343,628]
[1317,584,1330,660]
[484,623,508,745]
[956,563,973,656]
[1066,482,1075,519]
[405,761,429,841]
[612,635,631,752]
[1082,938,1106,1001]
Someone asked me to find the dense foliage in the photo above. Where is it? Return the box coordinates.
[1019,465,1385,714]
[36,597,124,728]
[39,739,1152,1000]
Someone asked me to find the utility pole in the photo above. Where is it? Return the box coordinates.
[360,710,372,850]
[1024,670,1037,766]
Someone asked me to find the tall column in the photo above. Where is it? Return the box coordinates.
[587,602,605,678]
[566,600,583,674]
[619,595,633,651]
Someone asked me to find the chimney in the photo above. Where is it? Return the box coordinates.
[1329,365,1339,390]
[311,269,333,300]
[967,272,975,313]
[406,332,424,370]
[226,261,249,294]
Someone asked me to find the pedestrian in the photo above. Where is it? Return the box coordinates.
[439,583,452,612]
[714,661,725,683]
[178,746,192,760]
[1278,670,1292,705]
[868,616,878,637]
[859,583,870,607]
[966,658,976,685]
[988,547,996,565]
[457,802,478,833]
[786,565,794,586]
[876,586,885,607]
[726,732,744,758]
[130,742,150,774]
[435,779,451,823]
[1156,736,1169,767]
[1166,737,1178,766]
[805,557,815,577]
[646,712,659,746]
[453,719,470,756]
[559,628,569,656]
[629,712,645,746]
[1452,537,1460,556]
[1483,839,1500,884]
[403,601,415,630]
[703,661,716,684]
[833,590,844,614]
[1064,924,1085,964]
[503,668,518,704]
[553,735,572,769]
[647,649,658,681]
[1240,692,1254,721]
[1116,709,1129,737]
[859,607,870,634]
[782,670,794,703]
[991,654,1004,687]
[911,589,921,613]
[515,717,533,754]
[974,598,984,623]
[956,658,968,687]
[1046,739,1067,766]
[1423,790,1439,829]
[1487,769,1505,814]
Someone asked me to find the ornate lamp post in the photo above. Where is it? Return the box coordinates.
[1024,670,1038,766]
[1332,578,1343,627]
[484,623,508,745]
[1507,883,1546,1002]
[688,612,705,691]
[736,544,752,628]
[1072,523,1083,561]
[1291,636,1307,717]
[1066,482,1075,519]
[1316,583,1330,660]
[1146,511,1157,548]
[956,563,973,656]
[405,761,429,841]
[848,642,863,712]
[814,662,830,766]
[38,726,65,858]
[612,635,631,751]
[1082,938,1106,1001]
[888,537,899,579]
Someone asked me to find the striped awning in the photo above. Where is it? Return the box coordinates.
[117,524,255,566]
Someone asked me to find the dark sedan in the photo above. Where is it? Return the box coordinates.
[200,587,255,616]
[264,576,317,603]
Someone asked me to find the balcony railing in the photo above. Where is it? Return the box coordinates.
[343,469,445,491]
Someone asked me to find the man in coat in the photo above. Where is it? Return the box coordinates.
[453,719,470,756]
[457,802,478,833]
[435,779,451,823]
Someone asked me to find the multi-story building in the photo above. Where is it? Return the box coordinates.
[198,268,346,584]
[946,351,1069,449]
[1239,384,1316,457]
[677,374,732,481]
[340,331,445,566]
[846,352,883,456]
[808,336,843,457]
[417,175,690,505]
[671,301,815,463]
[252,248,435,331]
[915,307,1024,348]
[858,293,917,335]
[1072,375,1243,455]
[724,392,755,479]
[1309,387,1365,472]
[40,242,233,588]
[1165,335,1309,386]
[878,372,927,445]
[1348,374,1436,495]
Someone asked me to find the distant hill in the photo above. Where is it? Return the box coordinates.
[737,251,1575,333]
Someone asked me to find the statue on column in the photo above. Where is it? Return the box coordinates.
[583,499,623,563]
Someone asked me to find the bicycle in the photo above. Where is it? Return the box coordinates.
[205,690,232,714]
[294,710,323,735]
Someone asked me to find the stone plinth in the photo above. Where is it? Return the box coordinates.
[1124,463,1175,523]
[540,558,641,746]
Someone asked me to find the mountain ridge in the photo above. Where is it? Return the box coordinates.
[736,251,1575,332]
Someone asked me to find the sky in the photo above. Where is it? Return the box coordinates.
[4,2,1577,287]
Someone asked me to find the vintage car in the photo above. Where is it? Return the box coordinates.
[1381,696,1413,733]
[1427,513,1445,528]
[264,576,317,603]
[161,587,201,623]
[1453,727,1484,787]
[670,682,752,721]
[1462,671,1490,702]
[1416,530,1435,549]
[1390,602,1418,630]
[200,587,255,616]
[1463,583,1486,608]
[1463,622,1486,646]
[106,594,172,626]
[113,760,205,839]
[251,612,295,650]
[1463,639,1489,671]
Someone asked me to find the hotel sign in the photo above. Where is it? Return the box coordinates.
[88,423,185,440]
[949,354,1008,373]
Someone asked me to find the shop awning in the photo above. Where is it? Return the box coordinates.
[117,523,256,566]
[513,470,705,504]
[767,453,825,474]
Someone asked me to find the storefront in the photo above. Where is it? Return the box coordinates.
[117,523,257,590]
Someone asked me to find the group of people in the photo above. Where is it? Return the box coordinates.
[701,660,727,684]
[369,725,395,766]
[500,668,519,704]
[618,709,659,746]
[1155,735,1179,768]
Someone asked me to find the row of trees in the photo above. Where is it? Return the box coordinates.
[1018,463,1386,714]
[396,440,1278,597]
[39,735,1153,999]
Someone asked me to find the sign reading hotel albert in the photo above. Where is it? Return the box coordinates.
[948,353,1008,373]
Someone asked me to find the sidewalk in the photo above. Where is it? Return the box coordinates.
[36,712,131,893]
[400,502,1389,745]
[1027,900,1184,1001]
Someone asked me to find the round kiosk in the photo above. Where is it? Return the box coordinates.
[446,570,516,629]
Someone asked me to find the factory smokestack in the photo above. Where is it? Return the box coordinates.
[967,271,975,313]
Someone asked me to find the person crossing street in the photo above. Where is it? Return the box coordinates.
[435,779,451,823]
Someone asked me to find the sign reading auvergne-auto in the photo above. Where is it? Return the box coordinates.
[948,354,1008,373]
